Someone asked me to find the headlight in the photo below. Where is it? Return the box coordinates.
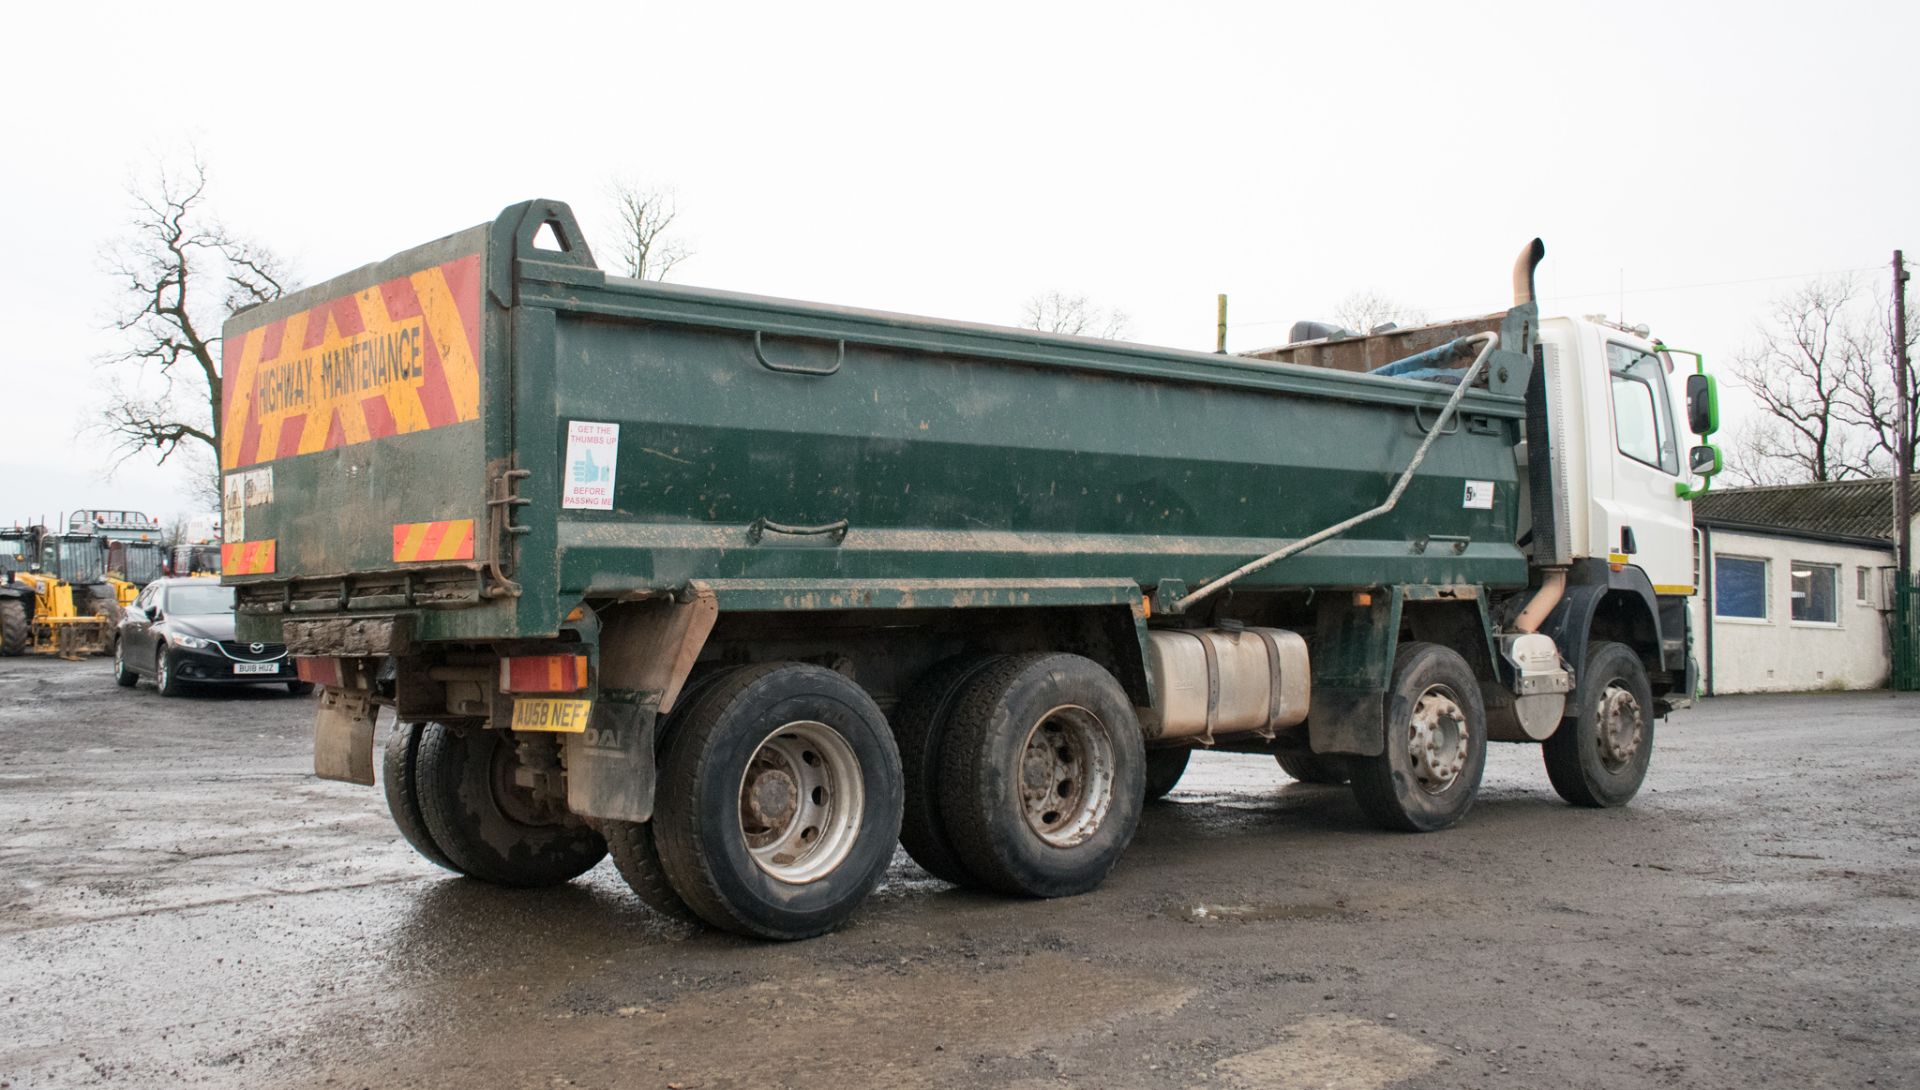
[171,634,212,650]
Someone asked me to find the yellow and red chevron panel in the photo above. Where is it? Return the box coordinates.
[220,254,482,469]
[500,654,590,694]
[392,519,475,563]
[222,540,277,575]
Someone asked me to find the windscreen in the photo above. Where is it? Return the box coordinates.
[56,538,106,583]
[167,583,235,616]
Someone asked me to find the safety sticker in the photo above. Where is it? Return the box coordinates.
[221,467,274,543]
[1463,480,1495,510]
[563,421,619,511]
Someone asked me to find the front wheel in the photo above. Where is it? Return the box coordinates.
[0,599,27,657]
[1349,642,1487,833]
[154,649,183,697]
[653,663,904,940]
[412,724,607,887]
[1543,641,1655,808]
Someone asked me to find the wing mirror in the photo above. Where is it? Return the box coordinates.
[1689,444,1723,477]
[1685,373,1718,436]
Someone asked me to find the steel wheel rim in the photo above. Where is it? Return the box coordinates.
[1594,683,1644,772]
[489,738,563,828]
[737,720,863,884]
[1407,685,1469,794]
[1018,705,1115,848]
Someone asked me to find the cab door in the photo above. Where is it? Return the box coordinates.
[1596,341,1693,592]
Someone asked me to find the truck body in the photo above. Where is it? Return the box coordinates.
[224,200,1717,938]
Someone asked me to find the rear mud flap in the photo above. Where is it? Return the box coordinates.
[314,688,379,785]
[564,688,657,823]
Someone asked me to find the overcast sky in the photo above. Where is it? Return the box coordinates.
[2,0,1914,525]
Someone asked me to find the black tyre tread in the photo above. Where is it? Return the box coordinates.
[414,724,608,887]
[287,680,314,696]
[1143,747,1192,802]
[602,818,699,922]
[0,599,29,657]
[601,666,747,923]
[1543,641,1656,808]
[113,641,138,687]
[381,721,464,874]
[891,653,1004,883]
[654,662,902,940]
[1349,642,1487,833]
[937,652,1146,898]
[1276,750,1349,785]
[154,650,182,697]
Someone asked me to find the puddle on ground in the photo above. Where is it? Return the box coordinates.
[1177,901,1350,923]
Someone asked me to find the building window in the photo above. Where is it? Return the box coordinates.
[1714,555,1768,620]
[1790,562,1838,624]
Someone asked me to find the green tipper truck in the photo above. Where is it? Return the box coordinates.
[224,199,1720,939]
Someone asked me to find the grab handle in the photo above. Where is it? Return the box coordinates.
[747,517,850,545]
[754,331,844,376]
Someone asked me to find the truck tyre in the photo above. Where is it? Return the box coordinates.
[1349,642,1487,833]
[1276,750,1350,785]
[154,649,184,697]
[890,653,1004,884]
[113,638,139,687]
[1543,641,1655,808]
[413,723,608,887]
[0,599,28,656]
[653,662,904,940]
[603,666,747,924]
[938,653,1146,898]
[1143,747,1191,803]
[287,680,315,696]
[381,721,465,875]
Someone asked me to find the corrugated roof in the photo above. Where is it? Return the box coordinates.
[1692,478,1918,542]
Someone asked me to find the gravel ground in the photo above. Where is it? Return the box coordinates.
[1,655,1915,1090]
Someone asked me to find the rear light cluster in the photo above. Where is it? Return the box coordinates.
[295,653,589,692]
[500,654,589,693]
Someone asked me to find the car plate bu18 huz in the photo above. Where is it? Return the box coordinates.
[511,698,593,732]
[233,662,279,675]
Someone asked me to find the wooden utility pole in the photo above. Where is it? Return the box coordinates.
[1896,250,1912,578]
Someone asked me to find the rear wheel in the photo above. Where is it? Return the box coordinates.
[1543,641,1655,808]
[113,638,138,687]
[1276,750,1349,785]
[604,666,747,924]
[0,599,28,656]
[938,653,1145,898]
[1349,642,1487,833]
[1143,747,1192,803]
[413,724,608,887]
[890,653,1003,883]
[381,721,465,875]
[653,663,904,940]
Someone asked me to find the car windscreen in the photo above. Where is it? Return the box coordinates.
[166,584,235,616]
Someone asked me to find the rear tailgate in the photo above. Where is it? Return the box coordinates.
[219,221,492,624]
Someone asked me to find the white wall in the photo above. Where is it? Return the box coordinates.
[1694,529,1897,694]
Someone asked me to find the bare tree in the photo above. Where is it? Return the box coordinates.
[97,153,290,483]
[606,179,690,281]
[1333,290,1425,334]
[1019,291,1130,340]
[1728,278,1885,484]
[1836,282,1920,479]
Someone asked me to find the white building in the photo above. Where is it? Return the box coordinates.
[1691,479,1916,694]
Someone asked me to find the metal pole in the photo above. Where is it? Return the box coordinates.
[1215,294,1228,354]
[1895,250,1912,579]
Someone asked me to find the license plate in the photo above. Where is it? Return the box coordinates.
[233,662,279,675]
[511,698,593,733]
